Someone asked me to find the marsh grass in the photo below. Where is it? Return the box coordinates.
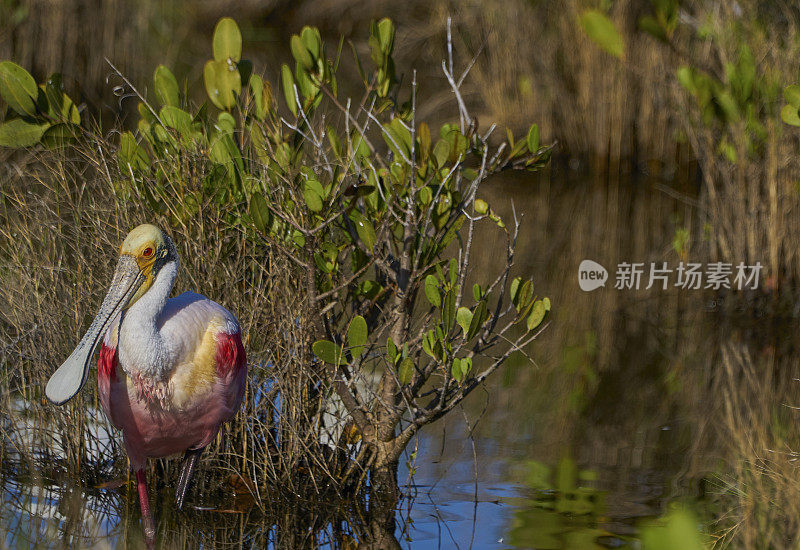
[706,339,800,548]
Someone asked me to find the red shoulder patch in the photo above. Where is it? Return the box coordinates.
[98,342,118,382]
[215,331,246,377]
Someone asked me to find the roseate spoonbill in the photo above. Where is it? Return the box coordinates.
[45,224,247,547]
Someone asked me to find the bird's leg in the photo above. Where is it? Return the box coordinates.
[175,447,204,510]
[135,468,156,549]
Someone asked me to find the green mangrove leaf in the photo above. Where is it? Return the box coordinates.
[422,331,434,358]
[154,65,180,107]
[579,10,625,59]
[376,18,395,54]
[281,64,298,116]
[467,301,487,340]
[432,139,450,169]
[418,121,431,161]
[444,128,468,163]
[204,61,224,110]
[0,61,38,117]
[43,74,63,113]
[425,274,441,308]
[456,307,473,338]
[449,258,458,286]
[312,339,344,366]
[442,289,456,331]
[218,62,242,109]
[294,61,319,100]
[452,357,467,382]
[352,210,376,250]
[160,105,192,136]
[303,178,324,212]
[118,131,149,172]
[291,35,314,71]
[347,315,368,359]
[516,280,533,313]
[781,104,800,127]
[418,186,432,205]
[784,85,800,109]
[213,17,242,63]
[249,74,265,120]
[526,123,539,153]
[398,357,414,385]
[217,111,236,134]
[301,26,322,60]
[40,122,76,149]
[510,277,522,305]
[250,194,271,233]
[527,299,547,331]
[383,117,412,160]
[0,118,47,147]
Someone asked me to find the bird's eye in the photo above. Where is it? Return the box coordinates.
[142,247,153,258]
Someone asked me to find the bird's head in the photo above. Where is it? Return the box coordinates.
[119,224,178,306]
[45,223,178,405]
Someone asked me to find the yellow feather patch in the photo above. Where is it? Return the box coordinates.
[169,320,225,409]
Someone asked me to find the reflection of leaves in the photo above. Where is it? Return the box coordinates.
[639,505,707,550]
[524,460,552,491]
[508,506,617,549]
[510,457,618,548]
[512,457,705,548]
[556,456,577,494]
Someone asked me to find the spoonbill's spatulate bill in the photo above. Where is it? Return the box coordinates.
[46,224,247,548]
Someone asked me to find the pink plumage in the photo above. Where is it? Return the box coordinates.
[47,225,248,548]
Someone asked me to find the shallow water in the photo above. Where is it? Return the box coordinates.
[1,163,762,548]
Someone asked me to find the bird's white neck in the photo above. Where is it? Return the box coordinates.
[118,260,179,379]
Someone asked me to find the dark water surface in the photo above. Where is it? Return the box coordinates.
[3,164,743,548]
[400,164,716,548]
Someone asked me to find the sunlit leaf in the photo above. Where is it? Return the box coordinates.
[526,123,539,153]
[579,10,625,59]
[527,299,547,331]
[398,357,414,385]
[0,61,38,116]
[425,275,441,308]
[456,307,473,338]
[154,65,180,107]
[213,17,242,63]
[291,35,314,71]
[281,64,298,116]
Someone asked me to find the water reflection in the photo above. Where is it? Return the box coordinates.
[2,162,788,547]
